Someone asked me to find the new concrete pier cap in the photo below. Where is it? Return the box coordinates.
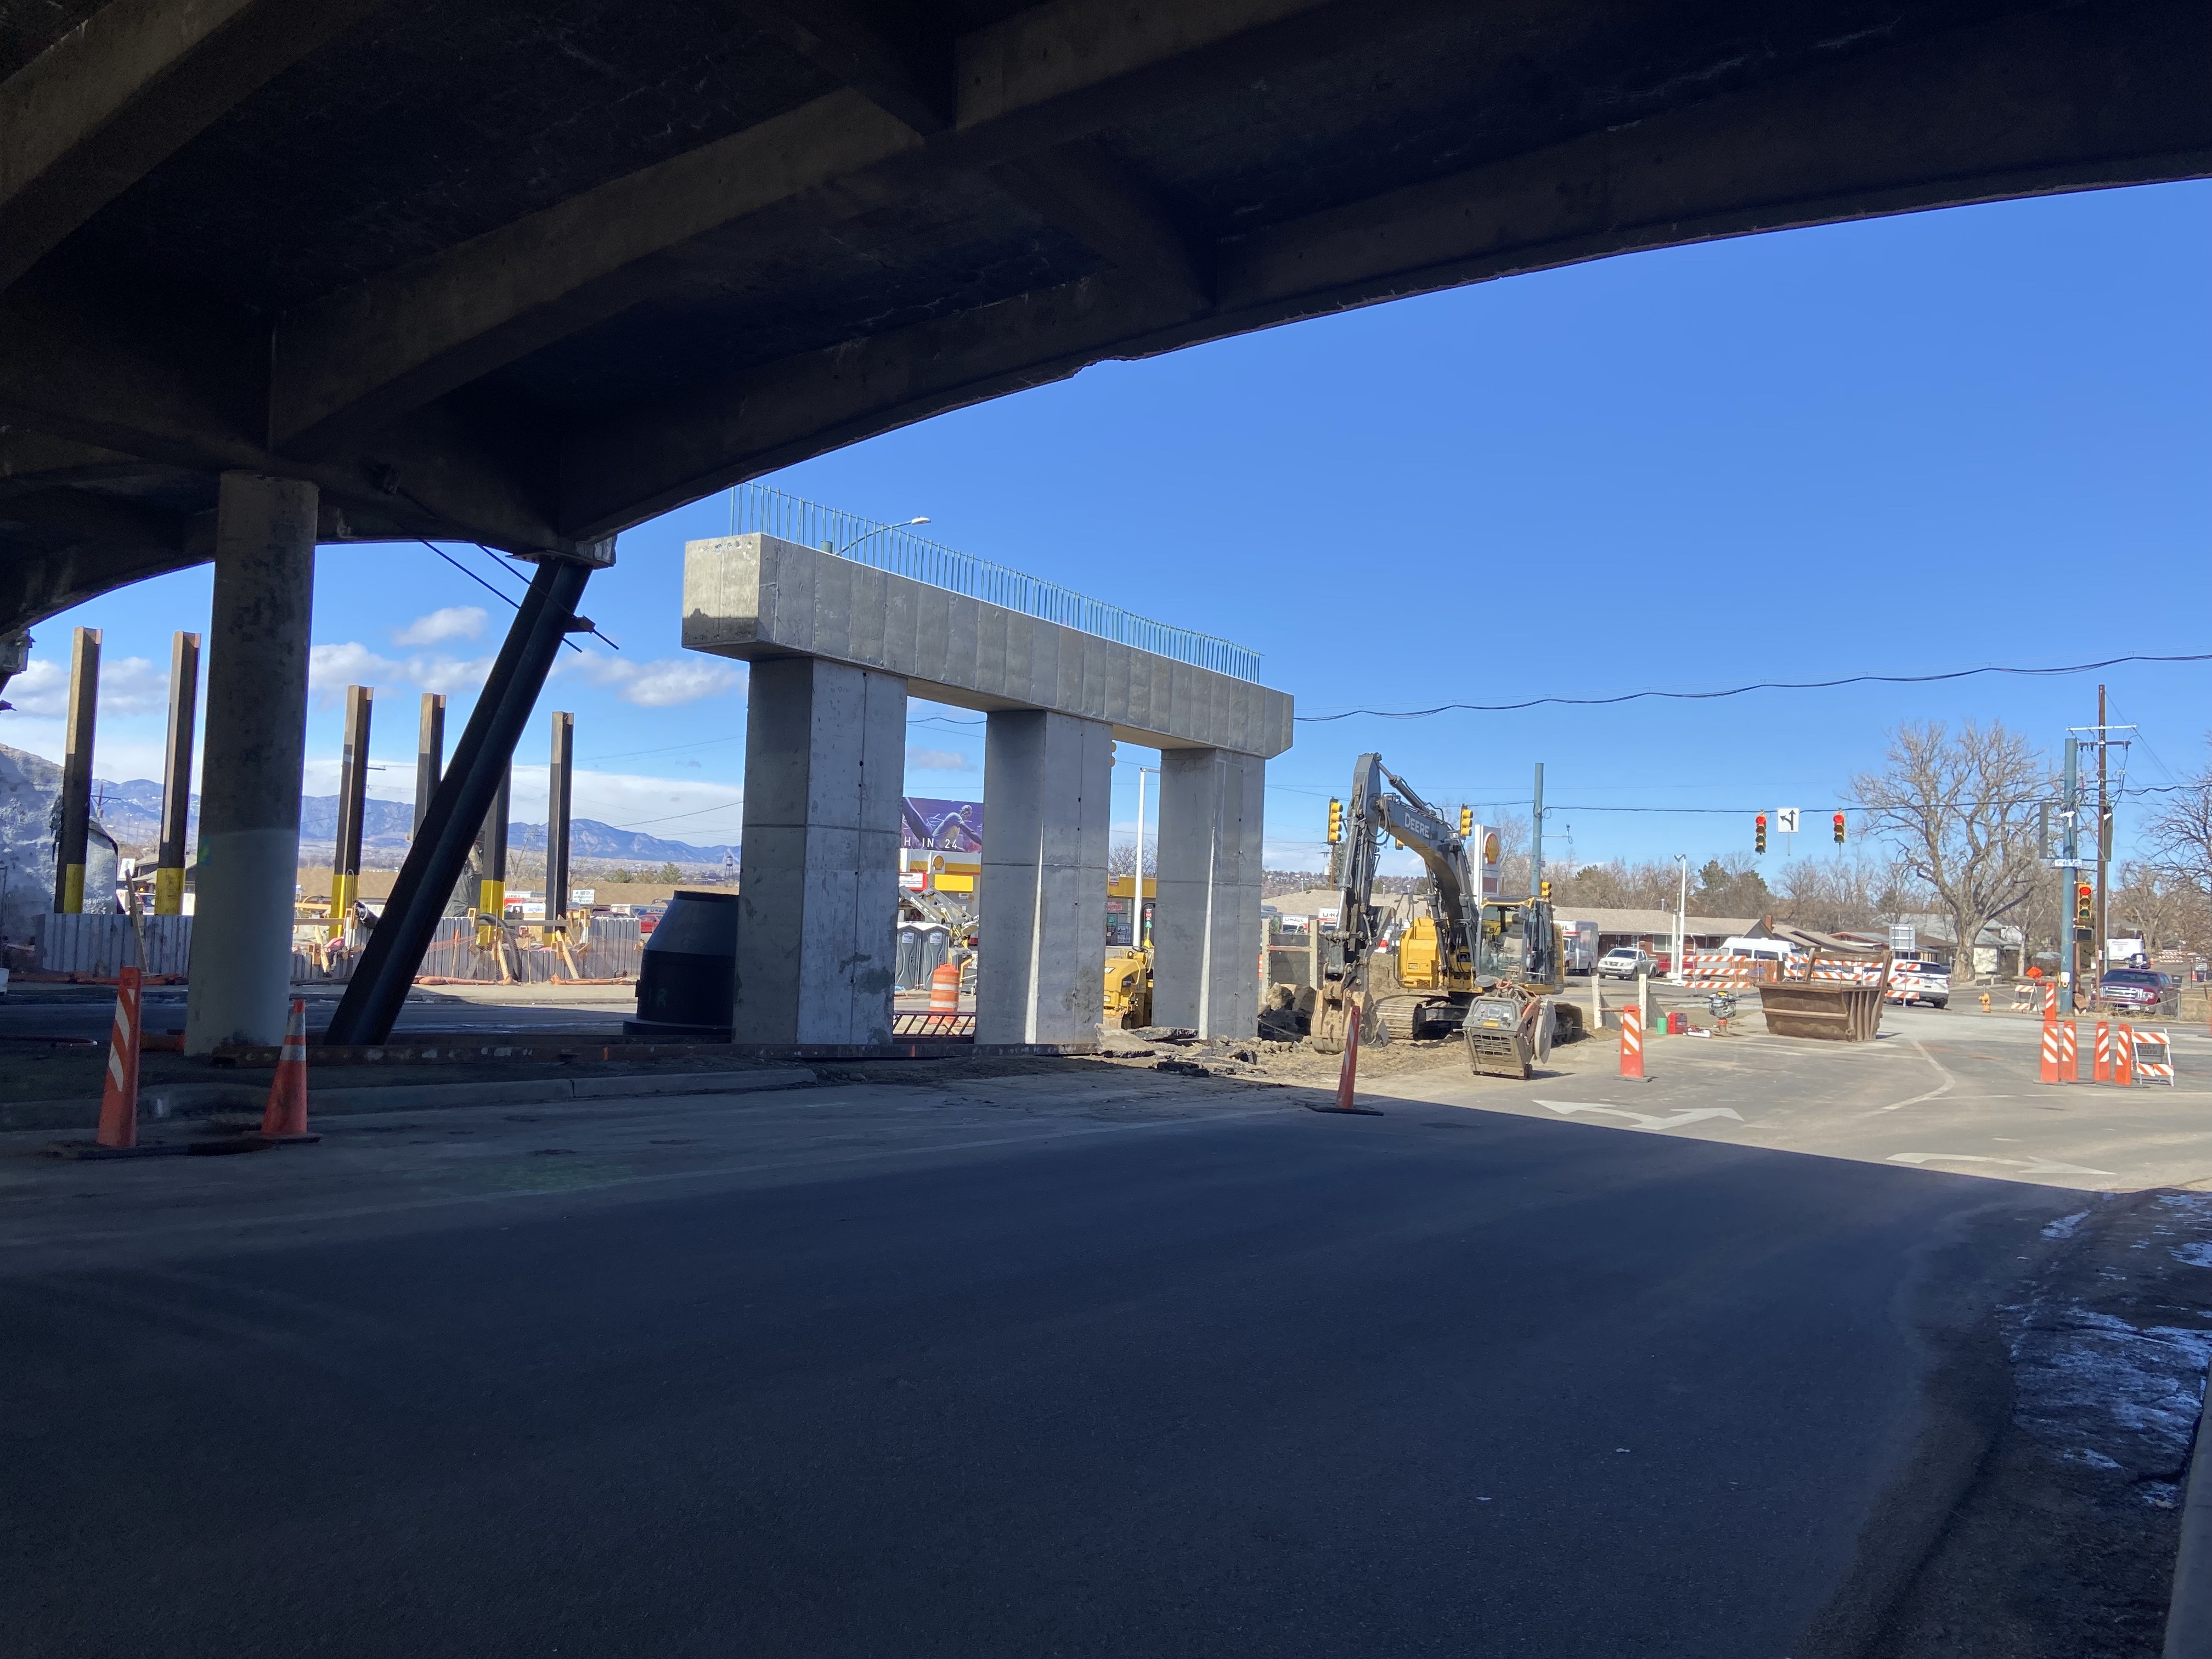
[683,535,1293,759]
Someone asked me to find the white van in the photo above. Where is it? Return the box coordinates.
[1719,936,1801,966]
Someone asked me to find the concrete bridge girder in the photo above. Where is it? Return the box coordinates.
[687,535,1290,1043]
[0,0,2203,628]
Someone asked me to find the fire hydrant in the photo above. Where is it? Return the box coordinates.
[1978,991,1991,1013]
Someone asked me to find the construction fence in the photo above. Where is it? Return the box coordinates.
[26,913,644,986]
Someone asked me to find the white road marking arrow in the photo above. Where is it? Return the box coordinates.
[1537,1101,1745,1133]
[1886,1152,2114,1177]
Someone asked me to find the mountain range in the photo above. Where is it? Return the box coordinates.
[87,780,739,867]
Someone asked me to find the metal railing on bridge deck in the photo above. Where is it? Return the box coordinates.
[726,484,1263,683]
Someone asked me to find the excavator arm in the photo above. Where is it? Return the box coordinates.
[1314,753,1482,1052]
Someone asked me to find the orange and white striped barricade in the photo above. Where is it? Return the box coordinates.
[1620,1003,1645,1081]
[2135,1030,2175,1086]
[2013,982,2035,1013]
[2040,1018,2062,1085]
[95,964,144,1149]
[2094,1020,2112,1084]
[2058,1021,2078,1082]
[2113,1024,2135,1088]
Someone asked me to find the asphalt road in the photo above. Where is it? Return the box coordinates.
[8,1018,2180,1659]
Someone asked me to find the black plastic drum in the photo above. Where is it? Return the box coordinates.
[624,890,738,1039]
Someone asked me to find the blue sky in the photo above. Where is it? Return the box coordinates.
[6,179,2206,877]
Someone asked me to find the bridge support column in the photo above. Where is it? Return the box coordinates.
[1154,747,1265,1039]
[976,710,1111,1045]
[185,472,316,1053]
[733,657,905,1045]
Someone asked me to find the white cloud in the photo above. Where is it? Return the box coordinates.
[906,746,975,772]
[4,661,65,717]
[2,654,168,717]
[560,651,745,708]
[309,642,492,706]
[393,606,487,646]
[309,642,402,706]
[408,653,495,697]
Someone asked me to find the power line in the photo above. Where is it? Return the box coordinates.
[1295,650,2212,723]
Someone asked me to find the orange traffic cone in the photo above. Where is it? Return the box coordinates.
[1620,1003,1646,1081]
[928,961,960,1012]
[2115,1024,2135,1088]
[2058,1020,2078,1083]
[95,966,143,1149]
[2039,1015,2061,1084]
[1308,993,1383,1115]
[252,998,320,1146]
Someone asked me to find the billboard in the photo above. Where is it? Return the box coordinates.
[902,797,984,851]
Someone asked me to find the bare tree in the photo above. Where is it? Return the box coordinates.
[2111,860,2210,953]
[1774,853,1927,934]
[1108,840,1158,879]
[2141,743,2212,891]
[1549,859,1681,911]
[1852,720,2049,975]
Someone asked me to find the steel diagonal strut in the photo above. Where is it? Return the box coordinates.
[325,557,593,1045]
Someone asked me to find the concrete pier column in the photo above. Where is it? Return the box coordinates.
[185,472,317,1053]
[1153,747,1266,1039]
[733,657,905,1045]
[975,710,1112,1045]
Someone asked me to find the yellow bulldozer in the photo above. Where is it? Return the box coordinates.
[1104,944,1152,1029]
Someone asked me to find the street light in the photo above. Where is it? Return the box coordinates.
[834,516,929,557]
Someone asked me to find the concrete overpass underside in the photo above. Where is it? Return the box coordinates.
[1,0,2207,625]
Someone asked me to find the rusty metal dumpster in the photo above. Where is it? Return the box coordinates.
[1756,949,1892,1042]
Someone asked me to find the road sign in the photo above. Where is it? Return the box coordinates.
[1775,808,1800,834]
[1889,923,1917,955]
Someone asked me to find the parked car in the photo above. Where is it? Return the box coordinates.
[1598,946,1657,979]
[2097,968,2171,1012]
[1887,958,1951,1008]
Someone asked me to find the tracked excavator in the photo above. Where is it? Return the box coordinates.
[1311,753,1582,1079]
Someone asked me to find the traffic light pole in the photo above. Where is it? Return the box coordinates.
[1530,762,1543,900]
[2061,738,2079,1016]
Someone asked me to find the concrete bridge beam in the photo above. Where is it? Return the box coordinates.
[733,656,906,1046]
[1154,747,1266,1040]
[184,470,315,1053]
[975,709,1113,1046]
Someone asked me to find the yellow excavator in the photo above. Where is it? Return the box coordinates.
[1311,753,1582,1077]
[1104,941,1152,1029]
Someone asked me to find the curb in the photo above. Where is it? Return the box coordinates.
[1,1067,819,1134]
[2166,1378,2212,1657]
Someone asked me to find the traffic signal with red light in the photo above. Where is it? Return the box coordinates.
[1832,811,1846,847]
[1754,813,1767,854]
[2075,883,2094,928]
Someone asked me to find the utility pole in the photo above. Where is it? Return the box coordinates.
[1530,761,1544,900]
[414,692,445,835]
[2095,684,2108,978]
[1133,763,1149,949]
[2061,737,2079,1015]
[330,685,372,940]
[546,710,574,933]
[476,761,511,920]
[53,627,99,913]
[154,630,200,915]
[1673,854,1689,984]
